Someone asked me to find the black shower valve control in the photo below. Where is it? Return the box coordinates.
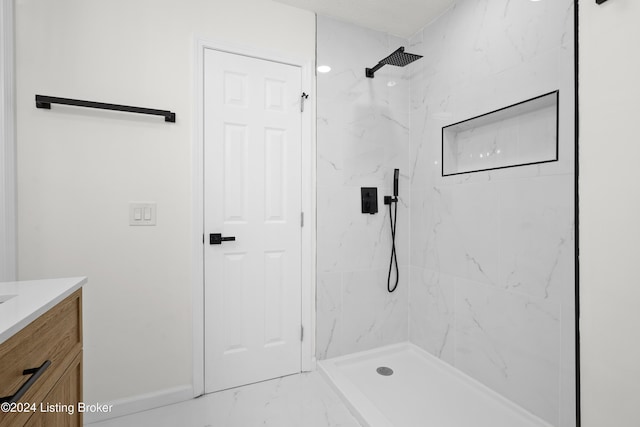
[361,187,378,214]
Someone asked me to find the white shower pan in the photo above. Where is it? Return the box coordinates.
[318,343,553,427]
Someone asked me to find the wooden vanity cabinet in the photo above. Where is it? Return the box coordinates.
[0,289,82,427]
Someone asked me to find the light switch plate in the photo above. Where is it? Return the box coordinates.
[129,202,157,226]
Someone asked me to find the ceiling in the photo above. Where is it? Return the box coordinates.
[272,0,455,39]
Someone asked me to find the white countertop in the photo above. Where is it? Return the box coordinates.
[0,277,87,345]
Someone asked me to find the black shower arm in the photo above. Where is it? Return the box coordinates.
[365,63,386,78]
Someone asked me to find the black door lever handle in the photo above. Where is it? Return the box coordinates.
[210,233,236,245]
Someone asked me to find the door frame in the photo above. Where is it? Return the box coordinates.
[191,37,316,397]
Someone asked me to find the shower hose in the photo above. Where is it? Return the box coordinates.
[387,199,399,293]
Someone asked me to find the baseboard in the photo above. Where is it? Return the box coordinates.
[83,385,193,424]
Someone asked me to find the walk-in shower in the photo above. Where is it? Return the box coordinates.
[316,0,576,425]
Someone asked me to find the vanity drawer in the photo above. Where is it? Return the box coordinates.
[0,289,82,427]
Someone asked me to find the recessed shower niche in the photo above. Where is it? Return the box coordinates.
[442,91,559,176]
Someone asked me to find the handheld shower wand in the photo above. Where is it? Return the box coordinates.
[393,168,399,197]
[384,169,400,293]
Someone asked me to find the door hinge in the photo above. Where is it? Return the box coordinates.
[301,212,304,227]
[301,325,304,341]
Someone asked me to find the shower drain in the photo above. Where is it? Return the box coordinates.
[376,366,394,376]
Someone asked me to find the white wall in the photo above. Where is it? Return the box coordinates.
[579,1,640,426]
[0,0,16,282]
[15,0,315,404]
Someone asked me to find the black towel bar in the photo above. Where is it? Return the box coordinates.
[35,95,176,122]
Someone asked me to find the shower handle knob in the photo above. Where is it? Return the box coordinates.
[209,233,236,245]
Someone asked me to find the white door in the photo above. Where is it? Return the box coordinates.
[203,48,302,393]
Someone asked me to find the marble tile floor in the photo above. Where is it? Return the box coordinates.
[87,371,361,427]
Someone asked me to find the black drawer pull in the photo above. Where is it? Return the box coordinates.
[0,360,51,403]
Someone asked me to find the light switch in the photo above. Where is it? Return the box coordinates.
[129,202,157,226]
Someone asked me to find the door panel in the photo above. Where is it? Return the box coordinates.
[203,48,302,393]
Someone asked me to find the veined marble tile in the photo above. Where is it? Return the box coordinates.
[316,272,343,360]
[317,16,411,270]
[499,175,575,302]
[316,186,349,273]
[316,184,410,275]
[340,186,399,272]
[409,266,455,364]
[316,117,345,188]
[409,189,428,267]
[88,372,360,427]
[341,267,408,355]
[410,107,450,189]
[430,0,572,91]
[381,171,411,271]
[413,186,468,275]
[317,15,412,358]
[318,16,410,189]
[454,276,561,426]
[450,181,502,286]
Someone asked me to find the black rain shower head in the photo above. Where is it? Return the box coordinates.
[365,47,423,78]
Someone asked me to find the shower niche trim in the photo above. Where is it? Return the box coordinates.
[441,91,559,176]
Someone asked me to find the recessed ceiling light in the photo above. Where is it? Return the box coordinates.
[387,81,397,87]
[317,65,331,73]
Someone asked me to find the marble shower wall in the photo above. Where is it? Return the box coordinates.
[408,1,575,426]
[316,16,411,360]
